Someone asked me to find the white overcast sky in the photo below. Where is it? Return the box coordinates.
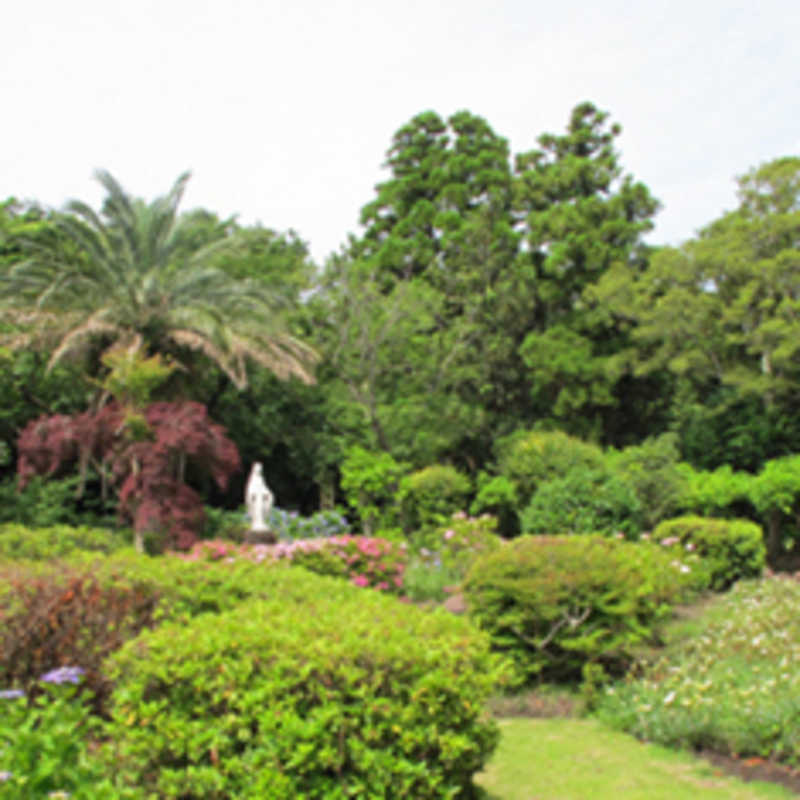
[2,0,798,265]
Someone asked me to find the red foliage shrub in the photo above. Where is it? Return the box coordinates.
[17,401,240,550]
[0,563,160,708]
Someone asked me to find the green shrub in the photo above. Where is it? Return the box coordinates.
[496,429,605,505]
[470,473,519,537]
[677,463,753,517]
[606,434,687,529]
[436,512,500,579]
[340,446,407,534]
[652,516,765,590]
[520,467,644,538]
[0,669,114,799]
[463,535,700,682]
[0,554,302,708]
[0,523,130,561]
[100,573,506,799]
[398,464,471,534]
[200,505,250,541]
[597,577,800,766]
[0,475,115,528]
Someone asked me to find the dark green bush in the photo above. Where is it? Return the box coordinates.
[520,467,644,538]
[652,515,765,590]
[0,523,130,561]
[0,475,115,528]
[605,434,687,529]
[463,535,700,682]
[100,573,505,799]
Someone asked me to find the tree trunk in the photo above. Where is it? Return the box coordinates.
[766,509,782,566]
[318,471,335,510]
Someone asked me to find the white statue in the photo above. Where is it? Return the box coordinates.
[245,462,273,532]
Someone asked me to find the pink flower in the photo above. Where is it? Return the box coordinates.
[352,575,369,588]
[444,529,455,540]
[377,581,389,591]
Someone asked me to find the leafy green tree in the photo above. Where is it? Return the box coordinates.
[607,157,800,457]
[312,111,520,467]
[0,171,316,390]
[514,102,660,437]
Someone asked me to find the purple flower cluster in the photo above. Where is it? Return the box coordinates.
[39,666,85,686]
[0,689,25,700]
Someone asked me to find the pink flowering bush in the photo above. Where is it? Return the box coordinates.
[178,535,408,594]
[436,512,501,579]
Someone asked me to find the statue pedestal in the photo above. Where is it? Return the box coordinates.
[244,528,277,545]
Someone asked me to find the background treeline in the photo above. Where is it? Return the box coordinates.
[2,101,799,562]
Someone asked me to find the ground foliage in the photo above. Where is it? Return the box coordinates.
[597,577,800,767]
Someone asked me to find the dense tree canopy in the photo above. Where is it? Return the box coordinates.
[1,106,799,553]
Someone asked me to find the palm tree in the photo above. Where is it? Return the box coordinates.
[1,170,316,389]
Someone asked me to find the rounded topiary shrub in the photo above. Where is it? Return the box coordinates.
[398,464,472,537]
[520,466,645,538]
[652,515,765,590]
[463,535,701,682]
[100,570,505,799]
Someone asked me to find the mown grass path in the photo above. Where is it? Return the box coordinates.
[475,718,796,799]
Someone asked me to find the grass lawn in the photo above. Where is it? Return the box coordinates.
[475,718,796,800]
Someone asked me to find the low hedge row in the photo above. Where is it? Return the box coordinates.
[100,578,506,798]
[0,523,130,561]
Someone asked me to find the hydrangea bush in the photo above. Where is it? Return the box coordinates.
[0,667,112,798]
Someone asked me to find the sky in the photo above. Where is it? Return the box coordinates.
[2,0,798,265]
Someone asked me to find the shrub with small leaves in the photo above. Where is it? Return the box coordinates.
[520,466,644,538]
[464,535,700,682]
[0,563,160,707]
[651,515,765,590]
[100,573,506,798]
[0,553,306,713]
[0,668,113,799]
[0,523,130,561]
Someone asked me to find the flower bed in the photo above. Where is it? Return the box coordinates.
[178,534,408,593]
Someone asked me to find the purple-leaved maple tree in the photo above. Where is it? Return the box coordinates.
[18,401,241,550]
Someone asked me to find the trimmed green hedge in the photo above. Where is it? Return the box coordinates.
[463,535,701,682]
[652,515,765,590]
[0,523,130,561]
[100,576,506,798]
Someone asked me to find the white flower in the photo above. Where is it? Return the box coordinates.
[664,691,676,705]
